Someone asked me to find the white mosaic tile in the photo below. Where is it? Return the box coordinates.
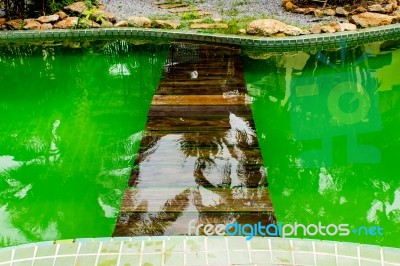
[0,236,399,266]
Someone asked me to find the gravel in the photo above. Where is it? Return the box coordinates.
[100,0,344,27]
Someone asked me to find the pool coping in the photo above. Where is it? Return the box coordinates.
[0,236,400,265]
[0,24,400,51]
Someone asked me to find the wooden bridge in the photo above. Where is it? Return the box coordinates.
[113,43,275,236]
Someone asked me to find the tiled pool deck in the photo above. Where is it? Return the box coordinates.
[0,23,400,51]
[0,236,399,266]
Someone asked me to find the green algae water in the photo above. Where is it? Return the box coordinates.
[1,38,400,250]
[0,41,168,247]
[244,40,400,248]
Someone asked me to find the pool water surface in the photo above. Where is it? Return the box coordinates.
[0,39,399,249]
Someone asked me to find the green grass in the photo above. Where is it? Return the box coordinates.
[181,12,201,20]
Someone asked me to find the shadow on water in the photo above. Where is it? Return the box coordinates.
[243,39,400,247]
[0,40,168,247]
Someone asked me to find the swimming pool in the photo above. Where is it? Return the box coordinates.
[0,37,399,249]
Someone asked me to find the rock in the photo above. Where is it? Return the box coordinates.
[335,7,349,16]
[37,14,59,23]
[190,23,228,29]
[93,10,117,23]
[6,19,24,30]
[154,20,180,29]
[54,17,78,29]
[56,11,68,20]
[127,16,152,28]
[284,1,297,11]
[323,9,336,16]
[276,33,286,37]
[63,41,80,48]
[283,24,302,36]
[293,7,316,15]
[350,6,367,14]
[368,4,385,12]
[23,20,41,30]
[321,25,336,33]
[300,29,311,35]
[212,16,222,22]
[238,28,246,34]
[350,12,396,27]
[41,23,53,30]
[314,9,335,17]
[101,21,114,28]
[393,10,400,18]
[79,19,101,28]
[115,20,128,27]
[314,9,324,17]
[247,19,287,36]
[64,1,88,14]
[247,19,301,36]
[309,24,322,34]
[329,22,341,32]
[340,22,357,31]
[0,18,6,27]
[384,3,396,12]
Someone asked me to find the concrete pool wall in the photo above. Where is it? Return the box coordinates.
[1,23,400,51]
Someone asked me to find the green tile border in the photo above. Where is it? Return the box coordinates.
[1,23,400,51]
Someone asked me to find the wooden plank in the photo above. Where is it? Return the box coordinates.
[113,43,275,238]
[156,84,247,93]
[154,1,182,4]
[168,7,200,13]
[139,132,261,149]
[128,164,265,188]
[159,3,188,9]
[145,116,236,131]
[151,95,247,105]
[162,68,243,77]
[113,211,276,237]
[160,76,245,83]
[164,61,242,68]
[156,86,247,95]
[120,187,273,212]
[148,105,252,117]
[133,147,263,166]
[145,116,255,131]
[158,80,244,87]
[178,10,213,16]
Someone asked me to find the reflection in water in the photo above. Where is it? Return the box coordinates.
[48,120,61,165]
[244,39,400,247]
[318,167,335,195]
[113,43,275,237]
[0,41,168,247]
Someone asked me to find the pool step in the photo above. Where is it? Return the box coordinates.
[113,43,275,237]
[145,116,250,131]
[148,105,253,117]
[119,188,273,212]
